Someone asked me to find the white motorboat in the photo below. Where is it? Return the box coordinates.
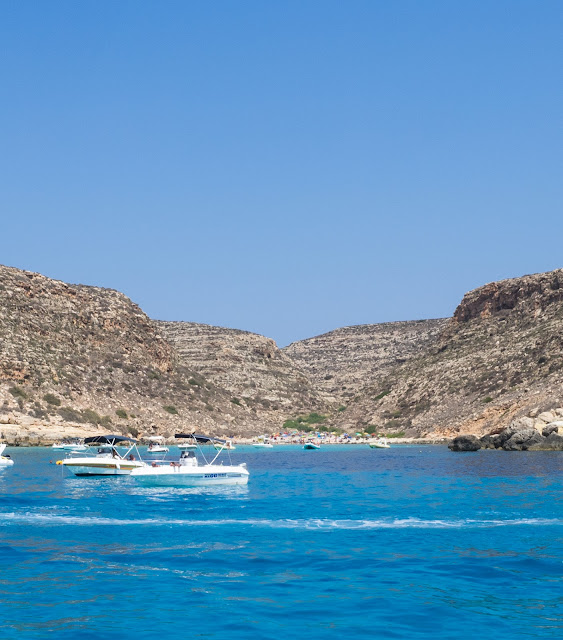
[130,433,249,487]
[58,435,146,476]
[369,439,390,449]
[146,436,169,454]
[303,441,320,450]
[0,443,14,466]
[253,437,273,448]
[177,443,198,452]
[52,439,88,451]
[214,439,235,450]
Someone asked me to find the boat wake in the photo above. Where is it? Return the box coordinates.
[1,512,562,529]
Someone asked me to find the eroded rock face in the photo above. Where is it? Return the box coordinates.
[283,320,447,402]
[479,415,563,451]
[542,423,561,437]
[0,265,272,437]
[156,321,327,414]
[509,417,536,431]
[496,423,527,448]
[4,263,563,441]
[0,265,173,382]
[449,435,481,452]
[452,270,563,323]
[528,433,563,451]
[502,428,543,451]
[331,268,563,437]
[479,434,499,449]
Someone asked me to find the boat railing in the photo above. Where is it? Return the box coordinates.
[174,433,236,466]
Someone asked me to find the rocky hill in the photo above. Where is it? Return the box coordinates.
[334,269,563,437]
[3,263,563,443]
[156,321,329,414]
[283,319,448,402]
[0,265,282,440]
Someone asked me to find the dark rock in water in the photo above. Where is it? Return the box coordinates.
[502,427,543,451]
[491,424,563,451]
[544,432,563,450]
[542,423,560,438]
[449,435,481,452]
[479,434,499,449]
[496,425,520,448]
[496,419,534,448]
[528,433,563,451]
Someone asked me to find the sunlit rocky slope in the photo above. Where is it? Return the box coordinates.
[283,319,448,402]
[2,264,563,443]
[156,320,329,414]
[0,265,289,442]
[333,269,563,437]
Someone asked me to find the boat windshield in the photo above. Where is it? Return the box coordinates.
[97,446,114,455]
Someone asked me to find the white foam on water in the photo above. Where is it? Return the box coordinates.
[0,512,562,529]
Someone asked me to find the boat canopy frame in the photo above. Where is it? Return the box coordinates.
[175,433,230,464]
[79,435,141,461]
[84,435,137,446]
[175,433,227,445]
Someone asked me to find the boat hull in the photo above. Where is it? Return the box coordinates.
[130,464,249,486]
[0,457,14,466]
[61,459,144,476]
[52,444,88,451]
[304,444,320,450]
[369,441,391,449]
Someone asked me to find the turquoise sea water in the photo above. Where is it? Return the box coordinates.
[1,445,562,639]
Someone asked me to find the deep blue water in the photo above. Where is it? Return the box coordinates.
[1,445,562,639]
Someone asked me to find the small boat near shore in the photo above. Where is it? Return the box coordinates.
[215,439,235,450]
[177,443,198,452]
[369,439,390,449]
[130,433,249,487]
[253,437,273,448]
[52,439,87,451]
[146,436,169,454]
[304,442,320,450]
[0,443,14,466]
[58,435,145,476]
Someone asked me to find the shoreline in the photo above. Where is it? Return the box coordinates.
[234,437,449,446]
[1,434,449,448]
[0,417,449,447]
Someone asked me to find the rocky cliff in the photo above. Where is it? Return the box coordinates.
[156,321,329,414]
[0,265,279,439]
[283,319,448,402]
[3,264,563,443]
[333,269,563,437]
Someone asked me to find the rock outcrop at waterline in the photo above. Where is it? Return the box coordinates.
[448,435,481,452]
[450,410,563,451]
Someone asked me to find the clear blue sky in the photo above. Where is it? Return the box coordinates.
[1,1,561,346]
